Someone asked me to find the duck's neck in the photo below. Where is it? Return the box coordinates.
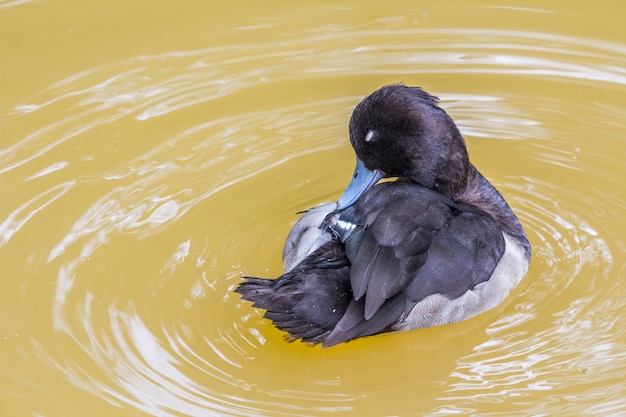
[456,165,531,260]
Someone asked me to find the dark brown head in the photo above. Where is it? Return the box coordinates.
[349,84,470,198]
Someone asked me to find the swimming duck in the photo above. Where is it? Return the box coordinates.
[236,84,531,347]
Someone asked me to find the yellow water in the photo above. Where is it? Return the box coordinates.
[2,0,626,415]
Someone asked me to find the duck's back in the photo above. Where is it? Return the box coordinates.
[324,182,506,346]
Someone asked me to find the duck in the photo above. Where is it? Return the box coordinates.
[236,84,531,347]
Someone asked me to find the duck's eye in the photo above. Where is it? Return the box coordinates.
[364,130,379,143]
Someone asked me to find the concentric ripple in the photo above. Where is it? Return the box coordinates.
[3,16,626,417]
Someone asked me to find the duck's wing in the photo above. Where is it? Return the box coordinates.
[346,202,447,319]
[403,204,506,304]
[323,183,505,347]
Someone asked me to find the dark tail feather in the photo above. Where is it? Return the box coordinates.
[236,277,279,306]
[236,275,334,344]
[235,239,352,345]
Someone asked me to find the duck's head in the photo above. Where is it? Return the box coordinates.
[337,84,470,210]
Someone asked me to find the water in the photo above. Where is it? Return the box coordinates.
[2,1,626,416]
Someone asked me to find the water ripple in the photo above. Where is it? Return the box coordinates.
[5,24,626,417]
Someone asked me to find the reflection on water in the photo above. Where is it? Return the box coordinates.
[2,1,626,416]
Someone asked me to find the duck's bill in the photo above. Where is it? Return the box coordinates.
[336,158,384,210]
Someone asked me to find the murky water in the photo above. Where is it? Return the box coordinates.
[2,1,626,416]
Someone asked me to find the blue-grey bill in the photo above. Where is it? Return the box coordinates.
[336,158,384,210]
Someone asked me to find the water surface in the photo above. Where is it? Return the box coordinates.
[2,1,626,416]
